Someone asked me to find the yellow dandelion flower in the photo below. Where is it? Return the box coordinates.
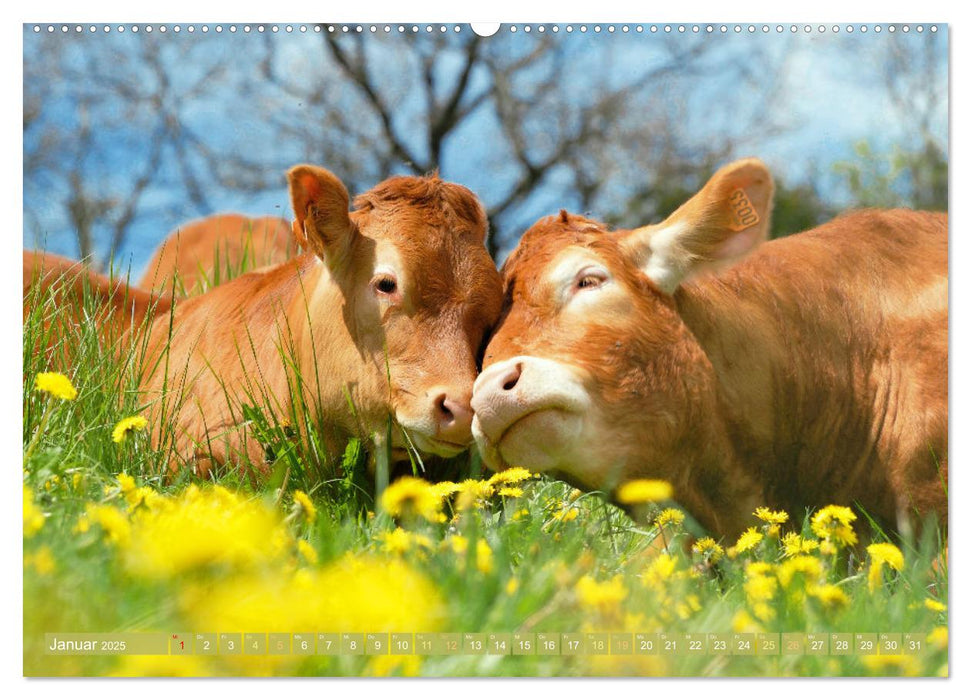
[487,467,535,486]
[781,532,820,557]
[380,477,442,522]
[476,540,494,574]
[732,609,762,633]
[367,654,422,677]
[122,487,289,578]
[811,505,858,547]
[296,539,318,565]
[807,583,850,610]
[754,507,789,525]
[512,508,530,521]
[429,481,461,501]
[497,486,523,498]
[112,474,168,514]
[34,372,77,400]
[117,473,136,494]
[377,528,432,555]
[292,490,317,524]
[85,503,132,546]
[454,479,494,511]
[745,562,775,578]
[676,600,698,620]
[861,655,921,677]
[377,529,411,555]
[23,486,45,537]
[553,505,579,522]
[643,553,678,589]
[445,534,468,556]
[924,597,947,613]
[927,626,948,649]
[776,555,823,588]
[655,508,685,528]
[576,575,628,612]
[126,486,168,514]
[616,479,673,505]
[867,542,904,569]
[112,415,148,443]
[734,527,764,554]
[72,473,83,490]
[745,574,777,605]
[73,513,90,534]
[505,578,519,595]
[24,545,56,575]
[182,554,445,673]
[752,602,776,622]
[691,537,724,563]
[866,542,904,591]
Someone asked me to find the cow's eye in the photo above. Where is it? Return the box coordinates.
[575,268,608,290]
[373,275,398,296]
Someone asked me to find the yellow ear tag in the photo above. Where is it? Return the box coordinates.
[728,188,760,232]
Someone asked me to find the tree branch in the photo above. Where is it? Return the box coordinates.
[325,33,428,172]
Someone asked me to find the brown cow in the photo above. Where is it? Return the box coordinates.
[141,165,503,477]
[139,214,296,295]
[24,250,172,357]
[472,158,947,538]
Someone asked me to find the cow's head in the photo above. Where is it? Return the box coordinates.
[472,159,773,491]
[288,165,503,458]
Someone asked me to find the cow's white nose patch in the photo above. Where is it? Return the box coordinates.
[471,355,592,471]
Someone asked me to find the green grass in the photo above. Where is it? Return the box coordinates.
[151,221,300,297]
[23,264,949,678]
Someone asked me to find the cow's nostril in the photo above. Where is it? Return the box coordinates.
[436,394,454,423]
[501,362,523,391]
[434,392,474,443]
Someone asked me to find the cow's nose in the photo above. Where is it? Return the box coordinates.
[476,361,523,398]
[432,390,474,444]
[498,362,522,392]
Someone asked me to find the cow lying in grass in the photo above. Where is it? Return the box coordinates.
[141,165,503,477]
[140,213,296,296]
[472,158,947,538]
[23,250,172,360]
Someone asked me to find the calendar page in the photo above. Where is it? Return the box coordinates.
[22,21,948,678]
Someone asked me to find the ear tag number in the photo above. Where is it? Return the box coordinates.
[728,188,760,231]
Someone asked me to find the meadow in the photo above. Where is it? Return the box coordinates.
[22,265,949,677]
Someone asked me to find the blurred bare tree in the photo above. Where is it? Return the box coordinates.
[253,29,786,257]
[833,29,947,211]
[24,33,253,271]
[25,26,859,269]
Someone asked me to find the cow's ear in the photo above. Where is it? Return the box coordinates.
[287,164,355,266]
[622,158,774,294]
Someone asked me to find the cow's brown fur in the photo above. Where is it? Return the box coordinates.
[140,167,503,477]
[139,214,296,295]
[476,161,946,538]
[24,250,172,358]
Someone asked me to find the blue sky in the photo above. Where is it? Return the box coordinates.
[23,24,948,277]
